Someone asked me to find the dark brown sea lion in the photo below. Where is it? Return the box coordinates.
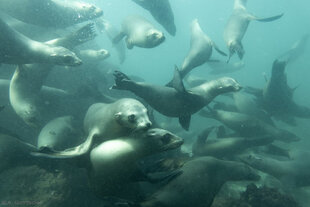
[245,60,310,125]
[0,16,82,65]
[112,68,241,130]
[0,0,103,28]
[199,109,301,143]
[192,126,274,159]
[140,156,259,207]
[132,0,176,36]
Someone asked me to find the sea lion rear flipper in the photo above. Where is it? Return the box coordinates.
[250,13,284,22]
[179,115,191,131]
[112,32,126,44]
[31,134,96,159]
[172,66,186,93]
[212,42,227,56]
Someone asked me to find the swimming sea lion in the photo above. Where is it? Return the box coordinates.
[89,128,184,201]
[224,0,283,62]
[178,19,227,80]
[77,49,110,63]
[113,15,165,49]
[131,0,176,36]
[245,60,310,125]
[140,156,260,207]
[37,116,83,151]
[231,91,274,125]
[32,98,152,158]
[192,126,274,159]
[9,23,96,127]
[0,16,82,66]
[0,0,103,28]
[96,17,126,64]
[199,109,301,143]
[239,152,310,187]
[112,68,241,130]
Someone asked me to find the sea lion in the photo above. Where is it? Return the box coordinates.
[224,0,283,62]
[0,16,82,66]
[32,98,152,158]
[113,15,165,49]
[231,91,274,125]
[177,19,227,80]
[89,128,184,201]
[0,133,38,173]
[192,127,274,159]
[239,152,310,187]
[9,23,96,127]
[0,0,103,28]
[37,116,83,151]
[96,17,126,64]
[140,156,260,207]
[245,60,310,125]
[199,109,301,143]
[131,0,176,36]
[112,68,241,130]
[77,49,110,63]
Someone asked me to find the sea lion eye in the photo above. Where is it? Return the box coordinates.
[128,114,136,123]
[162,133,171,144]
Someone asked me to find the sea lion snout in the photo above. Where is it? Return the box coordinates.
[136,120,152,132]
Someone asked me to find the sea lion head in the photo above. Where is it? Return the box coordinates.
[50,47,82,66]
[115,99,152,132]
[96,49,110,60]
[227,40,244,62]
[143,128,184,152]
[216,77,242,93]
[145,29,165,48]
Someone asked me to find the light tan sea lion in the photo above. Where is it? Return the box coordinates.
[113,15,165,49]
[224,0,283,62]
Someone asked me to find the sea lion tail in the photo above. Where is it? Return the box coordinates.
[252,13,284,22]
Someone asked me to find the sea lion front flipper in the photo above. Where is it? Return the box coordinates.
[249,13,284,22]
[112,31,126,44]
[179,115,191,131]
[125,37,134,49]
[212,41,227,56]
[112,70,133,90]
